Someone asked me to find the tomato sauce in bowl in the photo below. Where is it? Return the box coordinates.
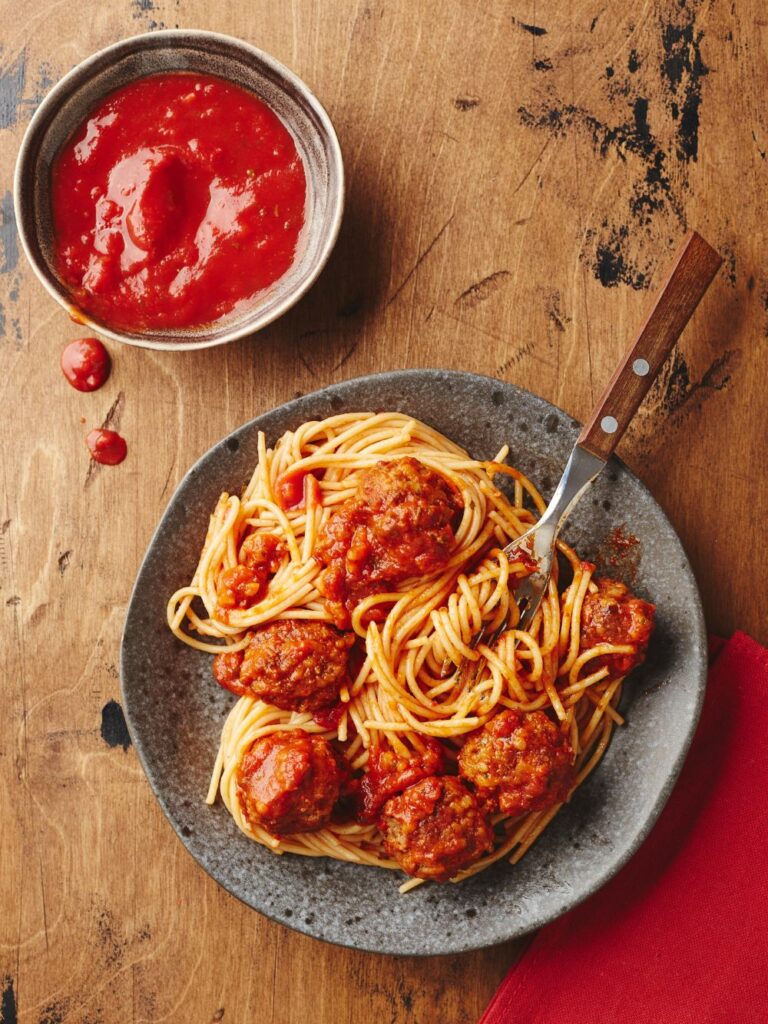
[51,72,307,332]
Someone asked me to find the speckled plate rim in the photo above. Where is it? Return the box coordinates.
[120,369,707,955]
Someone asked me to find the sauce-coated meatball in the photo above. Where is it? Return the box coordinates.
[213,621,353,711]
[458,710,574,817]
[379,775,493,881]
[212,647,247,696]
[237,730,341,835]
[315,457,463,627]
[580,576,655,678]
[215,533,286,613]
[357,738,446,824]
[241,620,353,711]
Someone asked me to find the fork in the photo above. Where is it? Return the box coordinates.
[462,230,722,671]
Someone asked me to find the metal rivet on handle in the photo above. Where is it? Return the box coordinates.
[632,358,650,376]
[600,415,618,434]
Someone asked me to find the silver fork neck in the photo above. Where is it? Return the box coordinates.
[538,443,607,531]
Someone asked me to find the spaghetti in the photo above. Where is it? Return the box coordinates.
[167,412,654,889]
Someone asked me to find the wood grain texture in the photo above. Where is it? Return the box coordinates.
[1,0,766,1021]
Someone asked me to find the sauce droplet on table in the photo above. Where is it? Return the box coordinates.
[61,337,111,392]
[86,428,127,465]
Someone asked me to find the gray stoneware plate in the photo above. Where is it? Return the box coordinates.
[120,369,707,955]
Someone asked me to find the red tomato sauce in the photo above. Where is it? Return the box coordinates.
[276,468,322,510]
[86,428,127,465]
[311,702,346,731]
[356,739,446,824]
[52,73,306,332]
[61,337,111,391]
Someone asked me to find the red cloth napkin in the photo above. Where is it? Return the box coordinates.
[480,631,768,1024]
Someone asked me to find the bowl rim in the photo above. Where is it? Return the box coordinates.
[13,28,345,352]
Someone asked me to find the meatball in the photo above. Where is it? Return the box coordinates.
[240,620,353,711]
[580,576,655,678]
[237,730,341,835]
[212,621,353,710]
[357,738,446,823]
[379,776,493,882]
[458,710,574,817]
[212,647,248,696]
[315,457,463,627]
[216,533,286,612]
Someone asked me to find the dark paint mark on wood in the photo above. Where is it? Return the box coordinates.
[547,290,571,332]
[0,192,19,274]
[514,18,547,35]
[27,61,53,109]
[517,101,671,218]
[57,549,72,575]
[100,699,131,750]
[0,49,25,129]
[395,978,414,1012]
[495,341,535,376]
[1,976,16,1024]
[455,270,510,309]
[38,1000,69,1024]
[518,12,713,259]
[453,96,480,111]
[96,906,128,968]
[533,58,553,71]
[647,348,741,425]
[592,223,648,289]
[747,275,755,292]
[720,244,737,287]
[131,0,166,29]
[5,595,20,606]
[659,5,709,162]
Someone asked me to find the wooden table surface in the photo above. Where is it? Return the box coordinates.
[2,1,766,1021]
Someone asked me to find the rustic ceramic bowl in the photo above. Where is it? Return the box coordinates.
[121,370,707,955]
[14,30,344,350]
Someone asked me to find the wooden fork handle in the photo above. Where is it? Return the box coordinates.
[577,230,723,461]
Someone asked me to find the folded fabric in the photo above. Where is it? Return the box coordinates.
[480,632,768,1024]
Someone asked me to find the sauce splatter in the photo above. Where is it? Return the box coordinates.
[599,525,641,582]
